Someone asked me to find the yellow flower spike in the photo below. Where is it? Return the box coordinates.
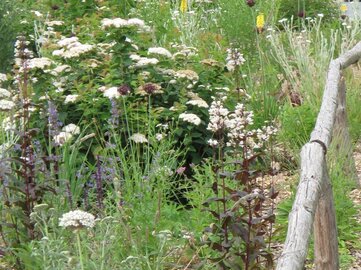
[256,13,265,32]
[340,4,347,13]
[180,0,187,13]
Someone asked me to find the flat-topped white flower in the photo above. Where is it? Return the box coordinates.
[59,210,95,229]
[0,73,7,82]
[175,69,199,81]
[127,18,145,27]
[28,57,53,69]
[57,37,79,47]
[101,17,146,29]
[104,87,120,99]
[53,65,71,74]
[64,94,79,104]
[62,123,80,135]
[148,47,172,58]
[133,57,159,68]
[179,113,201,126]
[0,100,15,111]
[129,133,148,143]
[45,20,64,26]
[0,88,11,98]
[186,99,208,108]
[53,131,73,146]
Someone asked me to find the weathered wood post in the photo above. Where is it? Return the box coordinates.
[313,166,339,270]
[277,41,361,270]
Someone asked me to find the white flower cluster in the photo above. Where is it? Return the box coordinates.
[225,103,254,147]
[101,17,150,32]
[14,36,33,67]
[0,88,11,98]
[129,133,148,143]
[45,20,64,27]
[103,87,120,99]
[0,99,15,111]
[1,117,16,132]
[179,113,201,126]
[64,94,79,104]
[226,47,245,72]
[148,47,172,58]
[53,123,80,146]
[59,210,95,229]
[0,73,7,82]
[52,64,71,75]
[186,99,208,108]
[130,54,159,68]
[207,99,229,133]
[27,57,53,70]
[207,99,277,154]
[53,37,93,59]
[175,69,199,82]
[0,83,14,112]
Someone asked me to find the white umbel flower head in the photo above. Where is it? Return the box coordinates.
[104,87,120,99]
[186,99,209,108]
[179,113,201,126]
[62,123,80,135]
[129,133,148,143]
[0,73,8,82]
[64,94,79,104]
[148,47,172,58]
[53,131,73,146]
[0,100,15,111]
[0,88,11,98]
[59,210,96,229]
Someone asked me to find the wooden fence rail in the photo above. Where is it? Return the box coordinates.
[276,42,361,270]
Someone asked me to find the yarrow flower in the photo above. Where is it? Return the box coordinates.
[186,99,209,108]
[59,210,95,229]
[148,47,172,58]
[0,73,8,82]
[64,94,79,104]
[27,57,53,70]
[179,113,201,126]
[226,48,245,72]
[53,37,93,59]
[175,69,199,82]
[101,17,149,31]
[104,87,121,99]
[0,88,11,98]
[129,133,148,143]
[0,100,15,111]
[53,131,73,146]
[62,123,80,135]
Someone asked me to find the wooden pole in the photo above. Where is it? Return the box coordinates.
[276,143,325,270]
[314,166,339,270]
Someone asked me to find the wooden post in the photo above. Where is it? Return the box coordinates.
[276,143,325,270]
[333,77,360,186]
[314,166,339,270]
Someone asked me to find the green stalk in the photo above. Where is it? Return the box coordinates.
[76,231,85,270]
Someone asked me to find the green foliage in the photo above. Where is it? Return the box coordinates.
[277,0,339,22]
[0,0,32,72]
[278,103,316,152]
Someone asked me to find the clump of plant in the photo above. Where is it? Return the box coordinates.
[201,92,278,269]
[277,0,339,23]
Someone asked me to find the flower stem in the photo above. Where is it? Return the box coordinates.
[76,231,85,270]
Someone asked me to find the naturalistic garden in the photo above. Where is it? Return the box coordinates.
[0,0,361,269]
